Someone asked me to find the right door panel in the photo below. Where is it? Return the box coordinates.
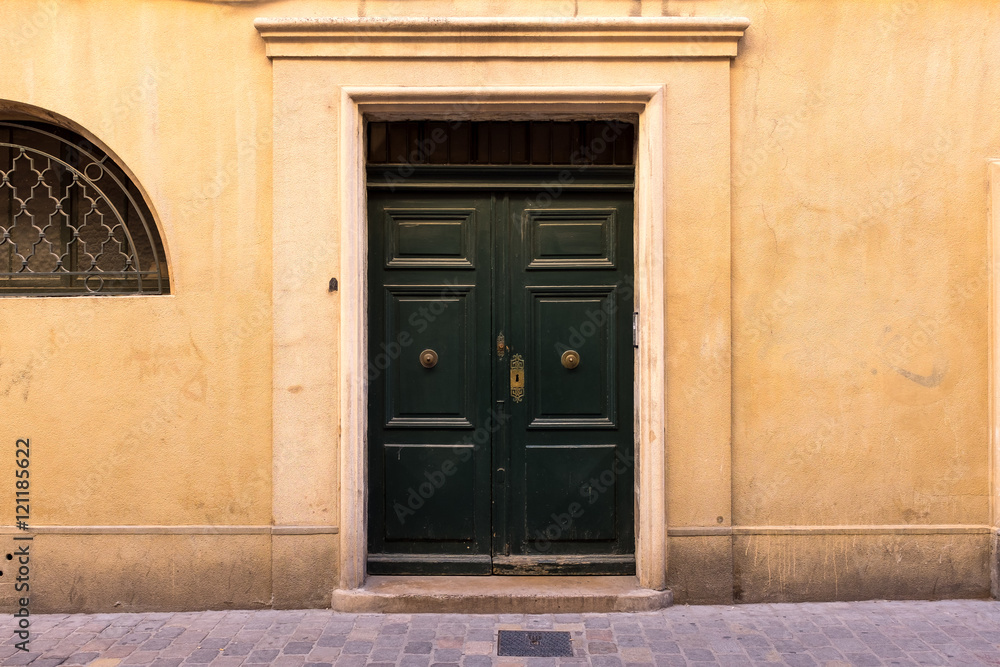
[495,192,635,574]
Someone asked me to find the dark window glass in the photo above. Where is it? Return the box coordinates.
[366,120,635,167]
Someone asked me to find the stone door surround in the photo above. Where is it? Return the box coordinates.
[256,16,748,604]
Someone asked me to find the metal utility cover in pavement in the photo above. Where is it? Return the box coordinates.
[497,630,574,657]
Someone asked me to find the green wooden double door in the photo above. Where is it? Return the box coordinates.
[367,179,634,575]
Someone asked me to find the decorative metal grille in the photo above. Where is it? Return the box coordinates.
[0,121,169,295]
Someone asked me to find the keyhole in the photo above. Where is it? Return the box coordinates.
[516,373,521,382]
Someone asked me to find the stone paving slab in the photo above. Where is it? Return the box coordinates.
[2,600,999,666]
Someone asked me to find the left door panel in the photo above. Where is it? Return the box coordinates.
[367,191,494,574]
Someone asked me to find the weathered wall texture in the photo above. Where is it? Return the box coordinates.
[0,0,276,611]
[0,0,997,609]
[724,0,999,604]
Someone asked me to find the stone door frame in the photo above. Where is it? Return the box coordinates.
[341,87,665,588]
[257,17,747,602]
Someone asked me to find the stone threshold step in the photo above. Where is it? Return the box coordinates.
[331,575,672,613]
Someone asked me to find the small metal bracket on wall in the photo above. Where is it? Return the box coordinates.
[329,277,338,292]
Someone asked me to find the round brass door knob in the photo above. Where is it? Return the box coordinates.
[419,349,438,368]
[561,350,580,369]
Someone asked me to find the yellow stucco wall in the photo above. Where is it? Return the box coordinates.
[0,0,997,609]
[724,0,998,603]
[0,0,276,610]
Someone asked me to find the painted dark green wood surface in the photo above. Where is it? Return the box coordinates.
[367,173,634,575]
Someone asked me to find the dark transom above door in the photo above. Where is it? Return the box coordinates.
[366,121,635,576]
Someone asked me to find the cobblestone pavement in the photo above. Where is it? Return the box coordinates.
[3,600,999,666]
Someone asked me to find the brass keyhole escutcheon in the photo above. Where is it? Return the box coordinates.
[419,349,438,368]
[510,353,525,403]
[561,350,580,369]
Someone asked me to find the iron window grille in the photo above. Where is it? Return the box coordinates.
[0,121,169,295]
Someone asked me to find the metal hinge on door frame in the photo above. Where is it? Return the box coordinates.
[633,311,639,348]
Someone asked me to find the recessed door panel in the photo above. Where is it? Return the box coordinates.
[526,209,617,269]
[384,444,477,541]
[385,285,475,428]
[527,287,617,428]
[524,445,617,543]
[385,208,477,268]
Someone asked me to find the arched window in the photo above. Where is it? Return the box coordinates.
[0,120,169,295]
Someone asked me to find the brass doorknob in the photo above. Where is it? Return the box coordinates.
[561,350,580,369]
[419,349,438,368]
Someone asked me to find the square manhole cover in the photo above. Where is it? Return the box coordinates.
[497,630,574,657]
